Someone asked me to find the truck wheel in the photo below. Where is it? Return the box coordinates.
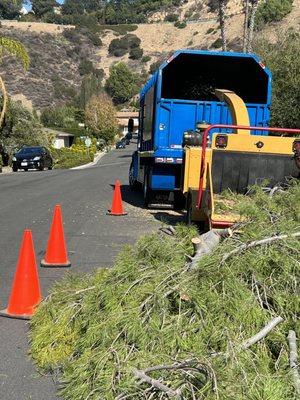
[143,173,152,207]
[12,166,18,172]
[129,162,139,190]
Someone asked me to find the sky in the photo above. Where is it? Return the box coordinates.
[24,0,64,11]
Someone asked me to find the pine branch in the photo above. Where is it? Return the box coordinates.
[287,330,300,395]
[239,316,284,350]
[221,232,300,264]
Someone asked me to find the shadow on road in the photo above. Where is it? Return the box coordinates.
[121,184,185,225]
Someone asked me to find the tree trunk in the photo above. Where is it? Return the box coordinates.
[247,0,259,53]
[218,0,227,51]
[0,75,8,129]
[243,0,250,52]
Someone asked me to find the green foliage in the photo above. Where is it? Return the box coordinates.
[174,20,187,29]
[52,76,77,101]
[206,27,214,34]
[50,144,95,169]
[31,0,57,18]
[105,62,139,104]
[164,13,179,22]
[141,55,151,63]
[108,34,141,57]
[0,37,30,70]
[30,182,300,399]
[211,37,223,48]
[85,94,118,143]
[0,0,22,19]
[254,31,300,128]
[78,58,94,76]
[41,105,83,129]
[129,46,143,60]
[0,99,52,150]
[255,0,294,30]
[76,73,104,109]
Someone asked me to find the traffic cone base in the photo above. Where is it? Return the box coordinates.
[41,259,71,268]
[108,180,127,216]
[41,205,71,268]
[0,308,33,320]
[0,230,41,320]
[107,210,127,216]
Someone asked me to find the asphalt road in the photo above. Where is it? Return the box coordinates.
[0,142,159,400]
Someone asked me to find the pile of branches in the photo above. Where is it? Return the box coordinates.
[30,182,300,399]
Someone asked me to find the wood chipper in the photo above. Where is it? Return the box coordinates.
[182,89,300,229]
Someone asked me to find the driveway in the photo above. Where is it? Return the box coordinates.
[0,142,161,399]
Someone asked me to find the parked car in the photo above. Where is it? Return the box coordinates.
[116,141,126,149]
[12,146,53,172]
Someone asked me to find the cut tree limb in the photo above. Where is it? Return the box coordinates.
[188,229,232,270]
[287,330,300,395]
[221,232,300,264]
[133,369,180,398]
[239,316,284,350]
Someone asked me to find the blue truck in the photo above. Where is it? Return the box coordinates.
[129,49,272,207]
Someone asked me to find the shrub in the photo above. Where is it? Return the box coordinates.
[113,48,127,57]
[206,27,214,34]
[50,146,94,169]
[255,0,293,30]
[108,34,141,56]
[164,13,179,22]
[78,59,94,76]
[129,47,143,60]
[141,55,151,63]
[211,38,223,48]
[174,21,187,29]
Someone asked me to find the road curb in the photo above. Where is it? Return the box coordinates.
[71,151,106,170]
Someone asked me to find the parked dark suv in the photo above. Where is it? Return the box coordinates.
[12,146,53,172]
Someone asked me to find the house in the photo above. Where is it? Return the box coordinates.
[43,128,74,149]
[116,111,139,136]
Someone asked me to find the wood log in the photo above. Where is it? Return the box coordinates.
[188,229,231,270]
[287,330,300,395]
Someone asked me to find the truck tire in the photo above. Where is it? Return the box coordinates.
[129,162,139,190]
[143,172,152,207]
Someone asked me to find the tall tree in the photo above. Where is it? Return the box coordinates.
[85,94,118,144]
[0,0,22,19]
[243,0,250,52]
[247,0,260,52]
[31,0,57,18]
[105,62,139,105]
[218,0,228,51]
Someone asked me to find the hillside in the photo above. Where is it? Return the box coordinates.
[0,0,299,110]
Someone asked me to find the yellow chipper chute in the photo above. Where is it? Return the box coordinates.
[182,89,300,229]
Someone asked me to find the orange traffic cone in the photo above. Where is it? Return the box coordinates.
[0,230,41,320]
[107,180,127,216]
[41,205,71,268]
